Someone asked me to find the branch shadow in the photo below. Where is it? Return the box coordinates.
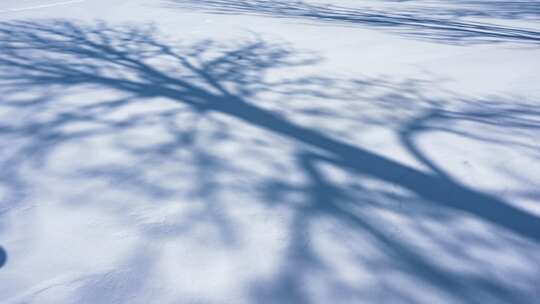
[164,0,540,44]
[384,0,540,20]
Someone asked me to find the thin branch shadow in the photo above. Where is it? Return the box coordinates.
[164,0,540,44]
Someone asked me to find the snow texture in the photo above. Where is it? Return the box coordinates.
[0,0,540,303]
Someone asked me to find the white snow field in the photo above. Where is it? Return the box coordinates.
[1,0,540,303]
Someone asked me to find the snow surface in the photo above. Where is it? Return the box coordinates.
[0,0,540,303]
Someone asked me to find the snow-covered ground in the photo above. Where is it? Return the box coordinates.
[1,1,540,303]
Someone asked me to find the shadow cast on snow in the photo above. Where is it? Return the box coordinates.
[1,20,539,303]
[0,246,6,269]
[165,0,540,45]
[384,0,540,20]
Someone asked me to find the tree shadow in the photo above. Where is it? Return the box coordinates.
[1,20,539,303]
[164,0,540,44]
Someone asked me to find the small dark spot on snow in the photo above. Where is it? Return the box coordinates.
[0,246,6,268]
